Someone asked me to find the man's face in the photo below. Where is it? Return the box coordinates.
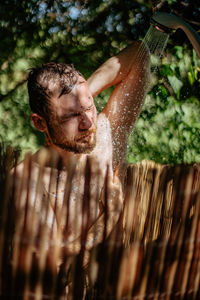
[46,76,97,154]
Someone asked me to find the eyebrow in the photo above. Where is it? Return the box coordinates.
[78,79,85,84]
[58,86,73,98]
[58,79,86,99]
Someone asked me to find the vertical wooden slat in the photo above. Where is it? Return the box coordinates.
[1,145,200,299]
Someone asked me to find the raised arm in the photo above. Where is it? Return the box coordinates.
[87,41,150,173]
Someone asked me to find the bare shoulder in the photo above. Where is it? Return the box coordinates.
[10,154,38,180]
[9,154,42,201]
[11,147,53,178]
[9,160,26,191]
[10,160,25,177]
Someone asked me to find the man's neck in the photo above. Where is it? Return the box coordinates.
[33,145,83,170]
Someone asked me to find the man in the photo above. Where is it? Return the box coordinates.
[8,41,150,298]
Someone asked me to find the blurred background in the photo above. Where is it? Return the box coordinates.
[0,0,200,164]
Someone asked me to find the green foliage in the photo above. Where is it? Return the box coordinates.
[0,84,44,158]
[0,0,153,158]
[127,47,200,164]
[0,1,200,164]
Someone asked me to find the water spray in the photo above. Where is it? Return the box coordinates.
[150,12,200,58]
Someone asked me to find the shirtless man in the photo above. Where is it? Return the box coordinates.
[8,41,150,298]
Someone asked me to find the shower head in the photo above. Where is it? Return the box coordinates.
[150,12,200,58]
[151,12,178,33]
[150,15,176,35]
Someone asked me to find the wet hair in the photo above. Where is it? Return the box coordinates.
[27,62,82,119]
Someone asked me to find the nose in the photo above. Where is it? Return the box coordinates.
[78,112,92,131]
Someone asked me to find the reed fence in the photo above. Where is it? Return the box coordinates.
[0,146,199,299]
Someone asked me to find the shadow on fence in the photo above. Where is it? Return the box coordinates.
[0,146,199,299]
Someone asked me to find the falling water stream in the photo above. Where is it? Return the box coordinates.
[131,23,170,82]
[143,24,169,57]
[1,20,200,300]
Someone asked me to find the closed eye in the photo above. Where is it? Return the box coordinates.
[60,113,80,123]
[60,105,94,123]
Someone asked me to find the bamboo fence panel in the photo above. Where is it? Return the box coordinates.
[0,146,199,299]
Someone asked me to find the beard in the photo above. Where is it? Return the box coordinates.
[47,125,97,154]
[55,132,96,154]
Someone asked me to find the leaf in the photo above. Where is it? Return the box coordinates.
[167,75,183,94]
[160,64,174,76]
[174,46,183,59]
[188,71,195,86]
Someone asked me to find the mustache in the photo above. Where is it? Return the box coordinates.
[75,128,96,141]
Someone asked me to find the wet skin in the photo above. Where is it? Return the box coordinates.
[33,76,98,154]
[10,42,151,297]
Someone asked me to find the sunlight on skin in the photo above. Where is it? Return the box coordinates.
[9,41,151,298]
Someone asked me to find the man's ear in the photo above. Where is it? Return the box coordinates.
[31,113,47,132]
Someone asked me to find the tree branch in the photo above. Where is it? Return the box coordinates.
[162,78,176,98]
